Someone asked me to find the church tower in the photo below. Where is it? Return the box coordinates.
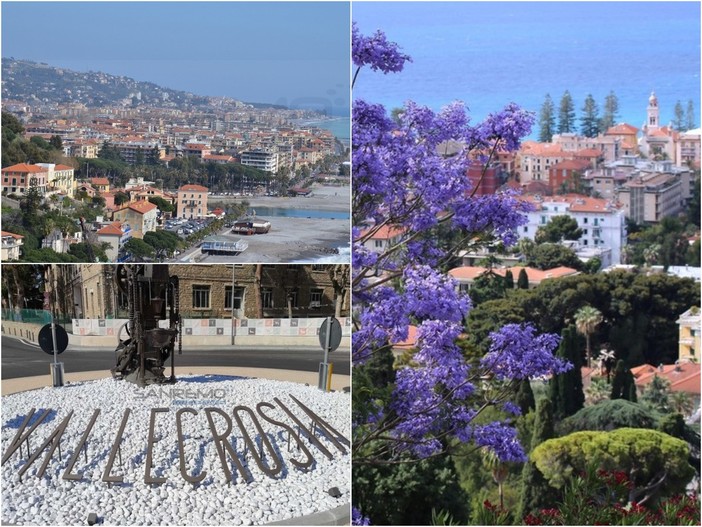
[646,91,659,129]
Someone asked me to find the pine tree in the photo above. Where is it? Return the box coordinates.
[685,100,696,131]
[580,94,600,138]
[517,268,529,290]
[504,269,514,291]
[673,101,686,131]
[557,90,576,134]
[599,90,619,133]
[516,398,557,521]
[538,94,556,142]
[610,359,636,401]
[550,325,584,420]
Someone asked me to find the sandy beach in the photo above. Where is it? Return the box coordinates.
[177,183,351,264]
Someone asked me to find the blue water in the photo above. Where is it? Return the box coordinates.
[249,207,350,220]
[353,2,701,139]
[294,117,351,143]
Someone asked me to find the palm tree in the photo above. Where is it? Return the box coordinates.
[575,305,603,369]
[669,391,694,417]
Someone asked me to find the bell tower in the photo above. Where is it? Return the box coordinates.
[646,91,659,129]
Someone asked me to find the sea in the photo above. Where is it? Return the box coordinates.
[353,2,701,139]
[294,117,351,145]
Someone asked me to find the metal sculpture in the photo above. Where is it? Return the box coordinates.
[111,264,181,386]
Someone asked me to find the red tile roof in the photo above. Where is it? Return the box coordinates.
[1,163,48,174]
[359,225,407,241]
[448,265,579,282]
[90,177,110,186]
[97,222,124,236]
[179,184,209,192]
[631,363,700,394]
[606,123,639,135]
[1,231,24,239]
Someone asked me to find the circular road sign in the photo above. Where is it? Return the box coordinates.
[319,317,342,352]
[38,324,69,355]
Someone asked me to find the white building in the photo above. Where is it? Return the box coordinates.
[240,149,279,173]
[519,194,627,265]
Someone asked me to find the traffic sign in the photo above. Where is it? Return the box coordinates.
[38,324,69,355]
[318,317,342,352]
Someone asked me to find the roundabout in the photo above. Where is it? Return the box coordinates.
[1,375,350,526]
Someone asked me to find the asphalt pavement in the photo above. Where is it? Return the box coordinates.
[1,336,350,380]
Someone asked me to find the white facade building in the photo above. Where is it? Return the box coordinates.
[519,194,627,265]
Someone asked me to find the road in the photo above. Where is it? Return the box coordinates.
[0,336,350,380]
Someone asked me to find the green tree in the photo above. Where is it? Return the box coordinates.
[516,398,557,521]
[532,429,695,501]
[538,94,556,142]
[640,375,672,414]
[610,359,637,401]
[514,379,535,416]
[685,99,695,131]
[534,215,583,244]
[574,305,602,368]
[579,94,600,138]
[558,399,656,436]
[673,101,686,131]
[527,243,584,271]
[122,238,155,260]
[147,196,175,213]
[114,191,130,206]
[503,269,514,291]
[599,90,619,133]
[517,267,529,290]
[49,135,63,150]
[550,325,585,420]
[557,90,576,134]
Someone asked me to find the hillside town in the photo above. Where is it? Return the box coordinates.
[1,73,350,263]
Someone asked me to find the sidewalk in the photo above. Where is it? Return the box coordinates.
[1,366,351,396]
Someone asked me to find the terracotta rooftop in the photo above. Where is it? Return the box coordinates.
[97,222,124,236]
[606,123,639,135]
[522,193,620,214]
[359,225,407,241]
[1,163,48,174]
[1,231,24,239]
[631,363,700,395]
[179,184,209,192]
[448,265,579,282]
[90,177,110,186]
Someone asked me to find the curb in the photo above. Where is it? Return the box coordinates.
[266,504,350,526]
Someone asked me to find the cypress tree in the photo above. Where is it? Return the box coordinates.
[686,100,696,131]
[514,379,536,416]
[517,268,529,290]
[516,398,557,521]
[610,359,636,401]
[550,325,584,420]
[504,269,514,291]
[673,101,686,131]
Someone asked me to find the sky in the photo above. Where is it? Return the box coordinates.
[1,1,351,116]
[353,2,700,134]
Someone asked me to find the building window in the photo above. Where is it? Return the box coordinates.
[193,285,210,309]
[224,286,244,310]
[594,218,599,226]
[310,288,323,308]
[523,226,528,233]
[261,288,274,308]
[375,240,383,248]
[540,216,547,225]
[583,229,588,235]
[583,217,588,224]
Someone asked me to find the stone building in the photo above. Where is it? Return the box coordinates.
[173,264,350,320]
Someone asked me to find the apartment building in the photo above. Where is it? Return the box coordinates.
[676,128,701,168]
[517,141,566,184]
[1,163,49,195]
[519,194,627,265]
[240,149,279,173]
[677,307,700,363]
[616,172,683,224]
[177,184,208,219]
[36,163,76,197]
[112,201,158,238]
[1,231,24,261]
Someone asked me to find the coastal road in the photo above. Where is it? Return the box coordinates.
[0,336,350,380]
